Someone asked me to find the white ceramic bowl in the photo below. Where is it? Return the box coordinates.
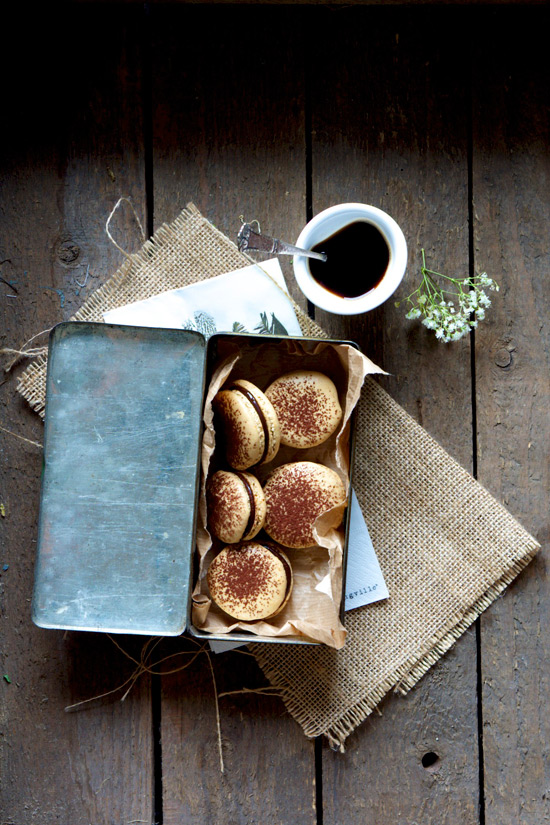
[293,203,408,315]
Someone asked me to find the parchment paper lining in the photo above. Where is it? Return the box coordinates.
[191,337,384,649]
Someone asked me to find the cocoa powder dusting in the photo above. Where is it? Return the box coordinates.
[267,375,340,446]
[208,544,284,617]
[207,473,247,538]
[220,549,271,601]
[265,463,345,548]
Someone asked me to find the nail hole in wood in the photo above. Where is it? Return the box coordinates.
[421,751,441,772]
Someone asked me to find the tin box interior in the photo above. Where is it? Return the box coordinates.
[33,322,354,644]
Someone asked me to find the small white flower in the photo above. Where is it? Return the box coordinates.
[401,252,497,342]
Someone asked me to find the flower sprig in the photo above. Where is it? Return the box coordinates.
[396,249,499,342]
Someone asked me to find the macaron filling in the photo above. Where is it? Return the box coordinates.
[230,383,270,465]
[261,542,293,604]
[235,471,256,538]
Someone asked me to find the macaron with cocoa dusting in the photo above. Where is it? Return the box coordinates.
[263,460,346,549]
[265,370,342,449]
[207,470,266,544]
[213,378,281,470]
[207,541,293,621]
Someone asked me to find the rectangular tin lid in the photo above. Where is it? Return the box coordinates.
[32,322,206,635]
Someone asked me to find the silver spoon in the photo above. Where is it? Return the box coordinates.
[237,221,327,262]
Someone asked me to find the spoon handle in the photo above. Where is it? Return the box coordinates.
[237,223,327,262]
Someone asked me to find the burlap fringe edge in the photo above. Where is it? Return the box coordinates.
[70,205,228,324]
[15,205,227,417]
[16,356,49,418]
[254,538,540,752]
[15,202,326,417]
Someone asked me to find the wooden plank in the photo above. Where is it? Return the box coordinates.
[471,9,550,824]
[0,6,153,823]
[150,7,316,823]
[151,4,309,312]
[307,8,480,822]
[160,640,317,823]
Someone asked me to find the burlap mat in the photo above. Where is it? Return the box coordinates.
[17,204,326,417]
[251,378,539,747]
[17,203,539,749]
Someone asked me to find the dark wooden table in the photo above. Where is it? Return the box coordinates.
[1,3,548,823]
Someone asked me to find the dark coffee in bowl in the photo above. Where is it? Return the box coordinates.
[309,220,390,299]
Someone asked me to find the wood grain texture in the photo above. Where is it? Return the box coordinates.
[307,8,479,822]
[150,7,316,822]
[309,6,474,439]
[323,637,479,820]
[150,4,309,309]
[1,4,547,823]
[0,6,152,823]
[472,9,550,824]
[160,641,316,825]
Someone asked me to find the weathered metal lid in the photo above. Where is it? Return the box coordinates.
[32,322,206,635]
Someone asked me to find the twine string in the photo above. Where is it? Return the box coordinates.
[62,635,282,774]
[62,635,267,774]
[205,650,225,774]
[1,327,52,372]
[0,424,43,450]
[105,197,146,260]
[218,686,282,699]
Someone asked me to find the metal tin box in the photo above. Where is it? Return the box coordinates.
[32,322,357,645]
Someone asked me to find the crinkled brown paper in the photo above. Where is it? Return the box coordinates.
[191,336,384,649]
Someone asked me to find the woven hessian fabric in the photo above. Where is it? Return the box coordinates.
[251,377,539,748]
[18,204,539,749]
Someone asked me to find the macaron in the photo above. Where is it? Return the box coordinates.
[213,378,281,470]
[263,460,346,549]
[207,470,266,544]
[207,541,293,621]
[265,370,343,449]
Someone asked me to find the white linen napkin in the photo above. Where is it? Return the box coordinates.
[103,258,303,338]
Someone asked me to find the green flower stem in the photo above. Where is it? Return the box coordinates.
[399,248,498,343]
